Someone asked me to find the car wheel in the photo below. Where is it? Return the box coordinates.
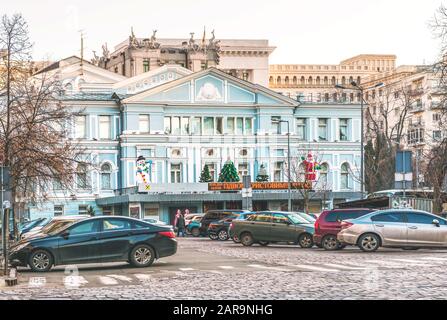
[191,227,200,237]
[358,233,380,252]
[258,241,269,246]
[217,230,229,241]
[209,233,219,240]
[322,235,340,251]
[130,244,155,267]
[298,233,314,248]
[240,232,254,246]
[232,235,240,243]
[29,249,53,272]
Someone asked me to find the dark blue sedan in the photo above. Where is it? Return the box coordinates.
[9,216,177,272]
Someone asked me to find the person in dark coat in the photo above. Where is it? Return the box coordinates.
[176,212,186,237]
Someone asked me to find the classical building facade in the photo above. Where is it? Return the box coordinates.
[92,30,274,87]
[269,54,396,102]
[28,56,362,221]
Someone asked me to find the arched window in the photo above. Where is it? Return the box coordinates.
[316,76,321,85]
[357,76,361,85]
[297,162,306,182]
[324,76,328,85]
[308,76,313,85]
[269,76,274,85]
[293,76,298,85]
[341,76,346,85]
[300,76,305,85]
[319,163,329,185]
[349,76,354,85]
[340,163,350,189]
[76,163,89,189]
[101,163,112,190]
[331,76,336,85]
[285,76,289,85]
[277,76,282,85]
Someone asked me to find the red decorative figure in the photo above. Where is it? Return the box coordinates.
[303,153,317,181]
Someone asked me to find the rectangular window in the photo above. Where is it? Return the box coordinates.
[236,117,244,135]
[204,117,214,135]
[54,205,64,217]
[99,116,111,140]
[216,117,223,135]
[139,115,150,133]
[433,113,441,122]
[318,118,328,141]
[78,205,88,215]
[139,148,154,158]
[245,118,253,135]
[206,163,216,181]
[191,117,201,135]
[238,163,249,178]
[170,164,182,183]
[273,162,284,182]
[171,116,181,135]
[433,130,442,141]
[143,59,150,72]
[102,206,113,216]
[164,117,171,134]
[271,116,281,134]
[181,117,190,135]
[296,118,306,141]
[339,119,348,141]
[75,115,86,139]
[226,117,235,134]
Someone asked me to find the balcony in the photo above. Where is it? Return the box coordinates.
[430,101,444,110]
[409,102,424,113]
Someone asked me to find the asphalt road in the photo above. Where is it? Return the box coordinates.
[2,237,447,299]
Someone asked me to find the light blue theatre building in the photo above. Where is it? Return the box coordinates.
[29,57,362,223]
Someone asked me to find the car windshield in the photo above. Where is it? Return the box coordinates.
[288,213,311,224]
[43,220,79,235]
[296,212,316,222]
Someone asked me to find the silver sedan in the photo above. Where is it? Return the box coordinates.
[337,209,447,252]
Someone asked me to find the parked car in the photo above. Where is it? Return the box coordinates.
[21,215,90,240]
[186,218,202,237]
[338,209,447,252]
[294,212,317,223]
[229,212,255,243]
[19,218,49,237]
[313,208,375,250]
[208,212,254,241]
[230,211,315,248]
[185,214,203,227]
[200,210,250,237]
[9,216,177,272]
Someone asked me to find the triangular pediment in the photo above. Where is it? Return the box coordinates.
[122,68,298,107]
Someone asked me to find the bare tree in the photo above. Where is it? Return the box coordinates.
[0,14,88,237]
[363,83,417,192]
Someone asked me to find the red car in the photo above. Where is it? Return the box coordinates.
[313,208,375,250]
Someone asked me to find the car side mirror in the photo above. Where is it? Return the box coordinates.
[433,219,440,227]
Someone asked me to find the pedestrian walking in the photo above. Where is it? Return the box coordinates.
[173,209,181,231]
[176,212,186,237]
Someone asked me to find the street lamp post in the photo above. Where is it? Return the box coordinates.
[274,119,292,211]
[335,81,384,198]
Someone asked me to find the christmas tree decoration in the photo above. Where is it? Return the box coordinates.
[199,164,213,182]
[218,160,240,182]
[256,164,269,182]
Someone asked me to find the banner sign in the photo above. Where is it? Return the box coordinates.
[208,181,312,191]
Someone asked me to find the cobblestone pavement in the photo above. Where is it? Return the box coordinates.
[2,237,447,299]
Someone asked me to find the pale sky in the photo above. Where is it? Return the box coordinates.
[2,0,445,66]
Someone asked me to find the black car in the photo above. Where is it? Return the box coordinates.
[200,210,250,238]
[208,212,254,241]
[9,216,177,272]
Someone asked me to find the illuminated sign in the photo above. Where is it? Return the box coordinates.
[208,182,312,191]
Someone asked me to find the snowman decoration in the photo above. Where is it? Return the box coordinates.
[136,156,152,190]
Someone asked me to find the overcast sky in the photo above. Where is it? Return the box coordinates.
[2,0,445,66]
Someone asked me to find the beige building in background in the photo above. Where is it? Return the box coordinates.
[93,30,275,87]
[269,54,396,102]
